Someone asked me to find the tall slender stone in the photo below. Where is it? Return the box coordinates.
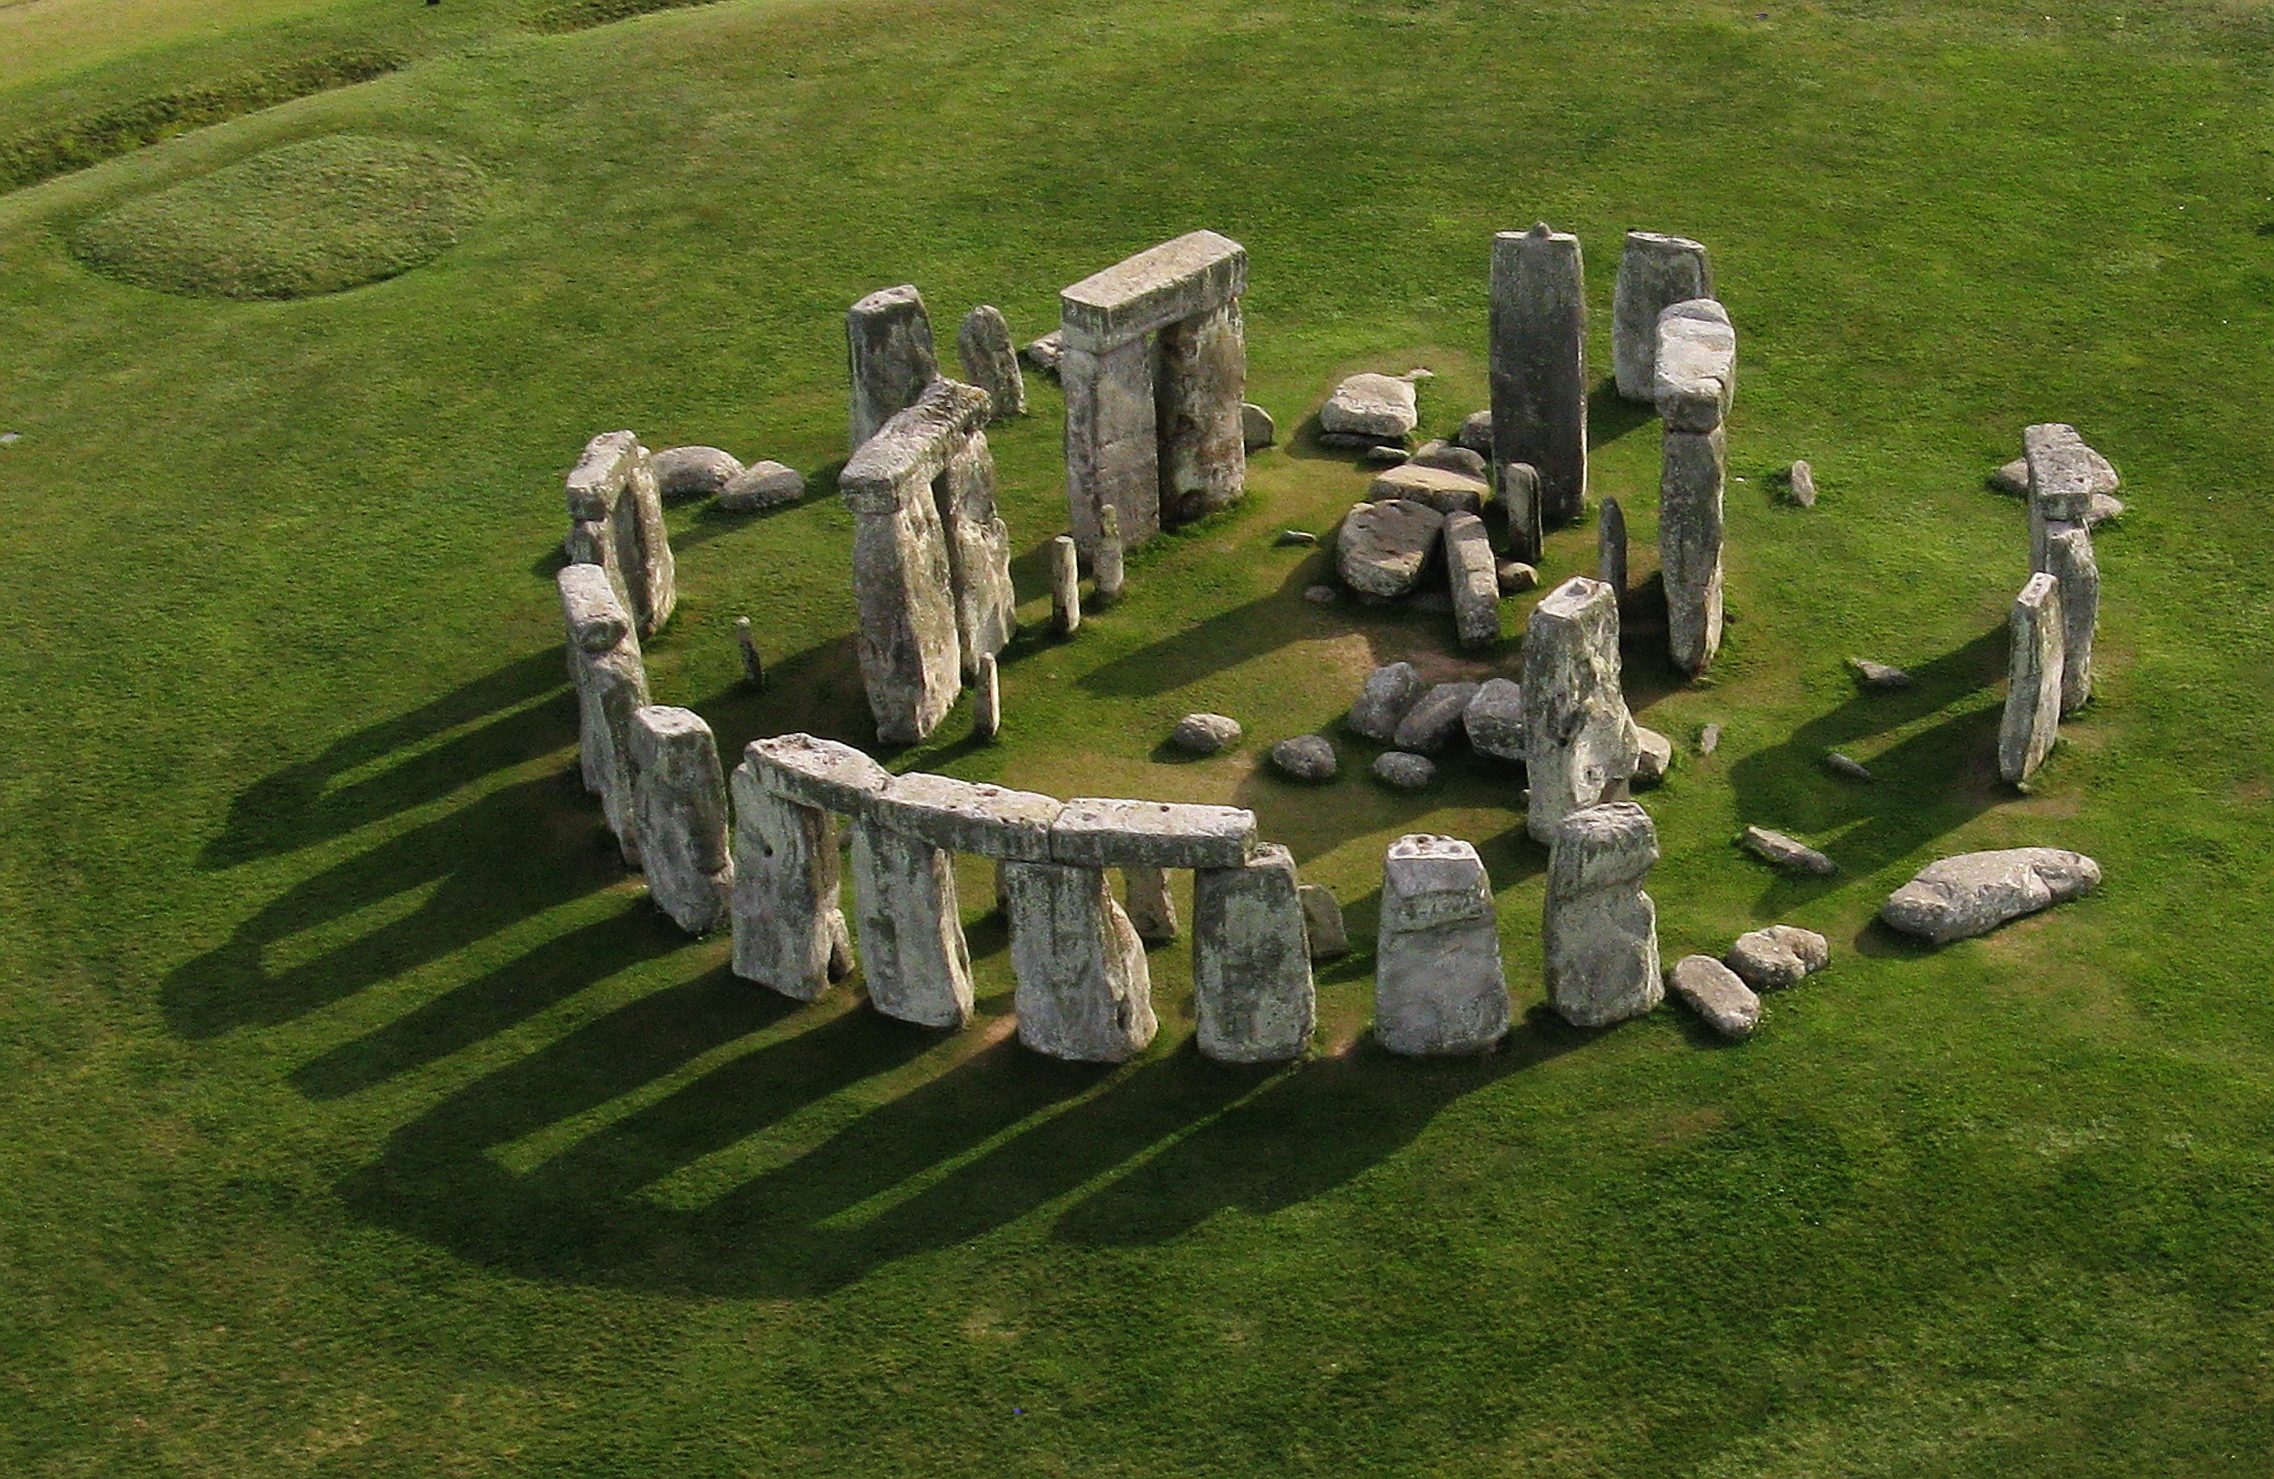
[1490,224,1588,547]
[2043,523,2097,714]
[1094,504,1127,605]
[1003,860,1156,1062]
[1522,576,1640,843]
[1060,337,1159,559]
[734,615,765,688]
[849,815,974,1028]
[1444,510,1500,649]
[1123,865,1178,944]
[932,427,1017,679]
[1050,535,1082,635]
[1612,232,1712,401]
[566,430,674,639]
[629,706,733,935]
[1375,835,1508,1056]
[1598,497,1628,594]
[1660,425,1727,674]
[1998,572,2065,785]
[1496,461,1542,563]
[728,758,850,1001]
[956,304,1025,421]
[1544,802,1661,1027]
[557,564,649,866]
[847,284,939,450]
[1156,298,1248,527]
[973,652,1001,742]
[1192,844,1314,1063]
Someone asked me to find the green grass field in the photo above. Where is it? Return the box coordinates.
[4,0,2273,1472]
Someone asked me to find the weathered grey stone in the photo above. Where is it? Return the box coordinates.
[566,431,675,639]
[1277,529,1318,548]
[735,616,764,689]
[2024,423,2117,572]
[974,652,1001,742]
[1337,499,1446,599]
[1825,751,1874,782]
[1321,372,1418,440]
[1349,661,1426,743]
[1061,229,1246,349]
[1669,955,1758,1039]
[1394,681,1479,755]
[2043,522,2097,714]
[1170,712,1242,755]
[1366,463,1488,515]
[1050,797,1257,870]
[1497,560,1539,595]
[1544,801,1662,1028]
[1848,657,1913,690]
[1242,401,1276,451]
[1270,735,1338,782]
[1738,825,1836,877]
[729,761,849,1000]
[1157,299,1247,527]
[956,305,1026,421]
[932,429,1017,677]
[1632,726,1673,789]
[1094,504,1127,605]
[1613,231,1713,402]
[849,816,973,1028]
[557,565,649,864]
[1021,331,1063,375]
[1061,337,1158,559]
[1787,459,1817,508]
[847,284,940,450]
[1697,723,1721,756]
[719,459,805,512]
[1456,409,1494,454]
[1463,679,1525,762]
[868,770,1062,861]
[1410,440,1489,480]
[1991,457,2030,496]
[1372,751,1436,790]
[1661,424,1727,674]
[2089,493,2124,527]
[1303,583,1339,605]
[1998,572,2065,784]
[1725,925,1829,991]
[1050,534,1081,636]
[747,731,891,814]
[1595,496,1629,595]
[1653,298,1736,433]
[1123,865,1178,945]
[1880,847,2101,945]
[1375,835,1508,1055]
[1523,576,1640,843]
[1193,844,1314,1063]
[1444,512,1501,649]
[653,445,743,500]
[1004,860,1156,1061]
[1491,224,1587,552]
[1298,882,1350,960]
[630,706,733,935]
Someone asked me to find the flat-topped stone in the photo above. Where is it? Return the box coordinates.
[1060,229,1247,349]
[1653,298,1736,433]
[1544,801,1662,1027]
[1050,797,1257,870]
[747,732,891,814]
[847,284,941,450]
[565,429,640,521]
[629,706,734,936]
[1338,498,1445,598]
[558,562,631,654]
[1409,440,1489,479]
[1881,847,2101,945]
[1376,834,1508,1055]
[1321,372,1420,441]
[1366,463,1488,514]
[869,771,1062,860]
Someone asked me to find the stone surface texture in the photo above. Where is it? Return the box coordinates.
[1998,572,2065,784]
[868,771,1062,861]
[1444,512,1501,649]
[1298,883,1350,960]
[1880,848,2102,945]
[566,430,675,639]
[1522,576,1639,843]
[629,706,733,935]
[956,304,1026,421]
[1739,825,1836,877]
[847,283,940,450]
[1544,801,1662,1027]
[1788,459,1817,507]
[1652,298,1736,433]
[973,651,1001,741]
[1156,299,1248,527]
[1321,372,1418,440]
[932,429,1017,677]
[2023,422,2117,572]
[1725,925,1829,991]
[1123,865,1179,945]
[1394,681,1480,755]
[557,564,648,865]
[653,445,743,500]
[1410,440,1489,480]
[1170,712,1243,755]
[1349,661,1426,742]
[748,731,891,814]
[1003,860,1156,1062]
[1632,726,1673,788]
[1613,232,1712,401]
[728,762,850,1001]
[1375,835,1509,1055]
[1372,752,1436,790]
[1849,658,1913,690]
[2043,522,2097,714]
[1491,224,1587,555]
[1192,844,1315,1063]
[1270,735,1338,782]
[1050,797,1257,870]
[1669,955,1759,1039]
[849,817,974,1028]
[1463,679,1526,762]
[1367,463,1488,515]
[1660,424,1727,674]
[1337,499,1446,598]
[719,460,805,512]
[1242,401,1276,451]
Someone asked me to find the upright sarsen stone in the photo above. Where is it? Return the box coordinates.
[1123,865,1178,945]
[1544,802,1662,1027]
[1003,860,1156,1062]
[1660,425,1727,674]
[728,756,851,1001]
[557,564,649,866]
[1050,535,1082,636]
[1998,572,2065,785]
[1375,835,1509,1055]
[933,428,1017,678]
[849,816,975,1028]
[2042,522,2098,714]
[1598,496,1628,595]
[1522,576,1640,843]
[566,430,675,638]
[1192,844,1314,1063]
[1156,298,1247,527]
[956,304,1026,421]
[1613,232,1713,401]
[629,706,733,935]
[847,284,940,450]
[1490,223,1587,551]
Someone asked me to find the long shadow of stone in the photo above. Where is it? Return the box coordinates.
[1076,559,1341,699]
[1588,375,1657,450]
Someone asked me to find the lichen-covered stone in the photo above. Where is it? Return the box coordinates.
[653,445,743,500]
[1613,231,1712,402]
[729,762,849,1001]
[1463,679,1525,763]
[1394,681,1479,755]
[1123,865,1179,945]
[1523,576,1639,843]
[868,770,1062,861]
[932,430,1017,677]
[1544,802,1661,1027]
[1998,572,2065,785]
[1725,925,1829,991]
[566,430,674,638]
[1321,372,1418,440]
[1787,459,1817,508]
[1050,797,1257,870]
[1337,499,1446,599]
[2023,423,2116,572]
[1270,735,1338,782]
[747,731,891,814]
[956,304,1025,421]
[1880,848,2101,945]
[1349,661,1426,743]
[1375,835,1508,1055]
[1660,424,1726,674]
[1456,408,1494,454]
[849,816,973,1028]
[1669,955,1758,1039]
[629,705,733,935]
[1444,513,1500,650]
[847,283,940,449]
[1193,845,1314,1063]
[1004,860,1155,1061]
[1491,224,1587,548]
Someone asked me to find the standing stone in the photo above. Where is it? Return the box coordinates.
[1598,496,1629,594]
[1157,298,1248,526]
[1523,577,1640,843]
[1094,504,1127,605]
[1050,534,1082,635]
[1003,860,1156,1062]
[728,758,850,1001]
[1612,231,1713,402]
[566,430,675,639]
[1193,844,1314,1063]
[1444,511,1501,649]
[1456,409,1494,454]
[1061,337,1158,558]
[734,615,765,689]
[2024,422,2113,574]
[557,564,650,866]
[847,284,939,450]
[1375,835,1509,1056]
[629,706,733,935]
[849,815,974,1029]
[1298,883,1349,960]
[956,304,1025,421]
[1998,572,2065,785]
[932,427,1018,678]
[1490,223,1587,553]
[1787,459,1817,507]
[1660,424,1727,674]
[973,652,1001,742]
[1496,462,1542,562]
[2042,522,2098,714]
[1123,865,1179,945]
[1544,801,1662,1028]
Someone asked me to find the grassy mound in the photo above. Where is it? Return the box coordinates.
[68,133,485,299]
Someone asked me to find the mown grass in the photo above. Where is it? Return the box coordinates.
[1,0,2272,1473]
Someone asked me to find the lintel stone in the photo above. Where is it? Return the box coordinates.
[1060,230,1247,350]
[747,732,892,814]
[1050,796,1257,869]
[868,771,1064,860]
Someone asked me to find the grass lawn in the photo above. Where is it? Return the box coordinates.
[2,0,2272,1472]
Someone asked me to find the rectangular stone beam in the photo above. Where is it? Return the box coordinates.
[1049,797,1257,870]
[1060,230,1247,352]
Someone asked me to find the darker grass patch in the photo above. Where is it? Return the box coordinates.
[69,134,488,299]
[529,0,722,34]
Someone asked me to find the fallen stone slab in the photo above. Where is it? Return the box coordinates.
[1375,835,1509,1055]
[1372,751,1437,790]
[1395,680,1479,755]
[1669,955,1759,1039]
[1337,499,1446,598]
[1299,882,1350,960]
[867,770,1063,861]
[1270,735,1338,782]
[1463,679,1525,762]
[747,731,893,814]
[653,445,743,500]
[1349,661,1425,742]
[1170,712,1242,755]
[1021,330,1063,375]
[1880,848,2101,945]
[1738,825,1836,877]
[1497,560,1539,595]
[1362,443,1409,467]
[718,459,805,512]
[1848,657,1913,690]
[1409,440,1489,480]
[1825,751,1874,782]
[1725,925,1829,991]
[1544,801,1662,1027]
[1321,372,1419,440]
[1366,463,1488,515]
[1444,512,1500,649]
[1277,529,1318,547]
[1193,844,1315,1063]
[1050,797,1257,870]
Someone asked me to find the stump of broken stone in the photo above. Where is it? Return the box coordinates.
[653,445,743,500]
[1522,576,1640,843]
[1337,499,1446,599]
[1298,883,1350,960]
[1320,372,1418,442]
[1021,331,1063,375]
[1598,497,1629,595]
[1193,844,1315,1063]
[1444,513,1500,650]
[735,616,765,689]
[630,706,734,936]
[1879,848,2100,945]
[1050,534,1082,636]
[1123,865,1178,945]
[1495,460,1544,565]
[1632,726,1673,789]
[1786,459,1817,508]
[1847,657,1912,691]
[1490,224,1588,538]
[847,283,941,450]
[1669,955,1758,1039]
[729,749,855,1001]
[956,304,1026,421]
[1725,925,1828,991]
[1738,824,1836,877]
[558,564,650,864]
[1456,409,1493,455]
[1242,402,1276,452]
[1375,835,1508,1055]
[1463,679,1525,764]
[1997,572,2065,785]
[1613,231,1713,402]
[1091,504,1127,607]
[1349,661,1426,743]
[1544,802,1662,1028]
[2043,522,2097,714]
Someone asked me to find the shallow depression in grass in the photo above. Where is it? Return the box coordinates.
[68,133,487,300]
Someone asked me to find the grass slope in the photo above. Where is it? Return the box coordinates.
[2,0,2273,1473]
